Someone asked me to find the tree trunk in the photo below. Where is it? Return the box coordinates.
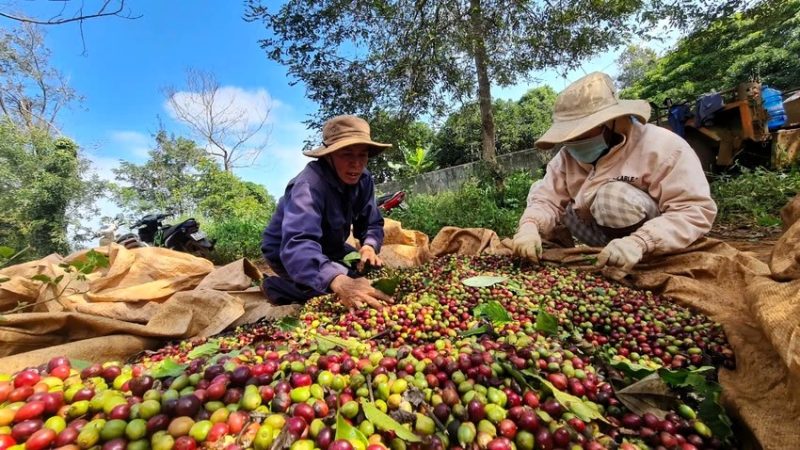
[469,0,497,165]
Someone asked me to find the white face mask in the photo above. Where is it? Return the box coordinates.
[564,133,609,163]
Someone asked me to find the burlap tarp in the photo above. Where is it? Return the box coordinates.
[1,211,798,447]
[0,219,430,370]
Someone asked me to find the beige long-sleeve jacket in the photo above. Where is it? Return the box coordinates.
[519,118,717,254]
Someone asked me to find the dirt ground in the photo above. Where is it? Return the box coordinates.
[708,224,781,264]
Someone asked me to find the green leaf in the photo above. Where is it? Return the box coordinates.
[343,251,362,268]
[608,358,656,380]
[535,309,558,336]
[0,277,9,283]
[316,335,359,352]
[187,340,220,360]
[462,275,507,287]
[0,247,14,259]
[373,277,400,296]
[363,402,422,442]
[208,349,241,366]
[53,275,64,284]
[335,412,369,446]
[473,301,512,325]
[534,375,608,423]
[70,359,92,370]
[150,358,189,378]
[499,363,533,391]
[31,274,52,283]
[276,316,301,331]
[458,325,489,337]
[657,367,732,442]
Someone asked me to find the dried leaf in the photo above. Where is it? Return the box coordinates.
[363,402,422,442]
[615,373,678,419]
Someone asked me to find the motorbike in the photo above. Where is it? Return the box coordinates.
[96,216,148,249]
[130,211,215,258]
[377,191,406,213]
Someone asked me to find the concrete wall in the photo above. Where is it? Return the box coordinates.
[377,148,555,195]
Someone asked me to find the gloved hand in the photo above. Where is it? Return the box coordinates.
[597,237,644,271]
[512,222,543,262]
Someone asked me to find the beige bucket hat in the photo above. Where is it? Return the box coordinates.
[535,72,651,150]
[303,115,392,158]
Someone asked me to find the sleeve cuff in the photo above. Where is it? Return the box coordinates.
[363,237,381,253]
[628,233,652,254]
[318,261,349,293]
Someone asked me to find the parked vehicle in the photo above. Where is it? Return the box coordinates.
[95,217,147,249]
[651,80,800,173]
[377,191,406,213]
[130,212,215,258]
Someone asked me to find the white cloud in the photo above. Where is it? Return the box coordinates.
[164,85,281,132]
[110,130,152,160]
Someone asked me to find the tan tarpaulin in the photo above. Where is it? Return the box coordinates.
[0,219,429,370]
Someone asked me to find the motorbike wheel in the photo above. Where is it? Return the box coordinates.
[184,240,212,259]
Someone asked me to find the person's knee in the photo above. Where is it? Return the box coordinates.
[590,182,658,229]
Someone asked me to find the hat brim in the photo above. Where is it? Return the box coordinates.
[303,138,392,158]
[535,100,651,150]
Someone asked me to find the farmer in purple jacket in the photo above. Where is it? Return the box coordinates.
[261,115,392,310]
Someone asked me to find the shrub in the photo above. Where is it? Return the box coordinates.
[710,167,800,228]
[390,170,538,239]
[204,214,269,265]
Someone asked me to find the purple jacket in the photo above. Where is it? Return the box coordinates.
[261,160,385,293]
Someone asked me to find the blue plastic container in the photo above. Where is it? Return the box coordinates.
[762,85,787,131]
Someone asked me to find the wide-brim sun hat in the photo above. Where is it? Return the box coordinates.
[303,115,392,158]
[535,72,652,150]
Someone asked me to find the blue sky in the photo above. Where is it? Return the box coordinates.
[2,1,671,226]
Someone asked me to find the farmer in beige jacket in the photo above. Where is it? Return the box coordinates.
[514,72,717,270]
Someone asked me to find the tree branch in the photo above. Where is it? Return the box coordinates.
[0,0,141,26]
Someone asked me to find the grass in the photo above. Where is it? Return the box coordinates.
[710,167,800,228]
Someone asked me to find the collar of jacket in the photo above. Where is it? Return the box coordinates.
[570,116,640,171]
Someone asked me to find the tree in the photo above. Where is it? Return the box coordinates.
[111,131,275,222]
[164,69,272,172]
[112,131,207,217]
[0,119,100,257]
[623,0,800,103]
[433,86,556,168]
[0,23,80,133]
[615,45,658,90]
[0,0,139,26]
[245,0,748,169]
[366,110,435,183]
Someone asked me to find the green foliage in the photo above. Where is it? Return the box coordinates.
[710,167,800,228]
[433,87,556,168]
[202,214,269,265]
[390,146,438,178]
[366,111,435,183]
[614,44,658,90]
[111,131,207,217]
[0,119,99,258]
[624,0,800,103]
[391,170,538,239]
[192,159,276,223]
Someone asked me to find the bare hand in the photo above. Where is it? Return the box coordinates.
[330,274,391,311]
[357,245,382,272]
